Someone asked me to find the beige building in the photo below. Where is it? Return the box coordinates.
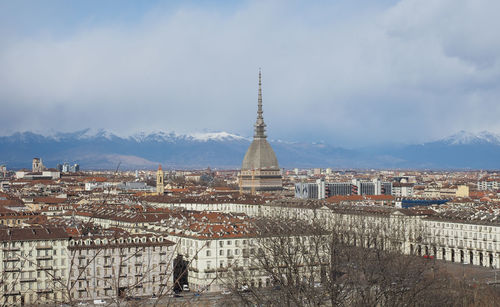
[0,227,70,306]
[67,234,175,302]
[0,226,176,305]
[456,185,470,197]
[145,197,500,271]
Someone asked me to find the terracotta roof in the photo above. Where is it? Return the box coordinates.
[326,194,393,203]
[0,226,69,241]
[34,197,67,204]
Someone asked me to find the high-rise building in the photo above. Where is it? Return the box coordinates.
[240,71,282,194]
[57,162,80,173]
[157,164,165,195]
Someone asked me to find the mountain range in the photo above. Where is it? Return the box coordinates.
[1,129,500,170]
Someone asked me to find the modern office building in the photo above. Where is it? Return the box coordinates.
[295,179,392,199]
[57,163,80,173]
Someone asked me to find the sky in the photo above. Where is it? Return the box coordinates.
[1,0,500,147]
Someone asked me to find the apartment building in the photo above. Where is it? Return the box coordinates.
[143,197,500,270]
[0,227,70,306]
[0,226,176,305]
[67,233,175,302]
[477,180,500,191]
[416,218,500,268]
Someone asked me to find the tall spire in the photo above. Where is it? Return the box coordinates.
[254,69,267,138]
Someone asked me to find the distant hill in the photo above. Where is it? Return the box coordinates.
[1,129,500,170]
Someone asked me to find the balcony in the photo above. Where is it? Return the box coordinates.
[36,245,52,250]
[3,291,21,296]
[37,266,53,271]
[4,268,21,273]
[2,247,20,251]
[37,255,53,261]
[20,278,37,283]
[3,257,20,262]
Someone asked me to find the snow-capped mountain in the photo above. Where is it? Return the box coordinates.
[1,129,500,169]
[186,132,250,142]
[440,130,500,145]
[128,130,249,143]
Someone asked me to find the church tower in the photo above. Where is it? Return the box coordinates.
[32,158,44,172]
[156,165,164,195]
[240,70,282,194]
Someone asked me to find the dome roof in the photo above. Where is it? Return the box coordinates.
[242,138,279,170]
[241,70,280,171]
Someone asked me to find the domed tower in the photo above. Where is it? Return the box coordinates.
[240,70,282,194]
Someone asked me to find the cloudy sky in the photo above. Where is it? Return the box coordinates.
[1,0,500,147]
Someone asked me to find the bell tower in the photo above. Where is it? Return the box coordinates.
[156,165,164,195]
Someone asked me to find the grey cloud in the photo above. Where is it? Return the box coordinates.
[1,0,500,147]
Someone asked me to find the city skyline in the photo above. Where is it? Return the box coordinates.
[2,0,500,147]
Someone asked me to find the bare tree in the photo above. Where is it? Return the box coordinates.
[221,215,477,307]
